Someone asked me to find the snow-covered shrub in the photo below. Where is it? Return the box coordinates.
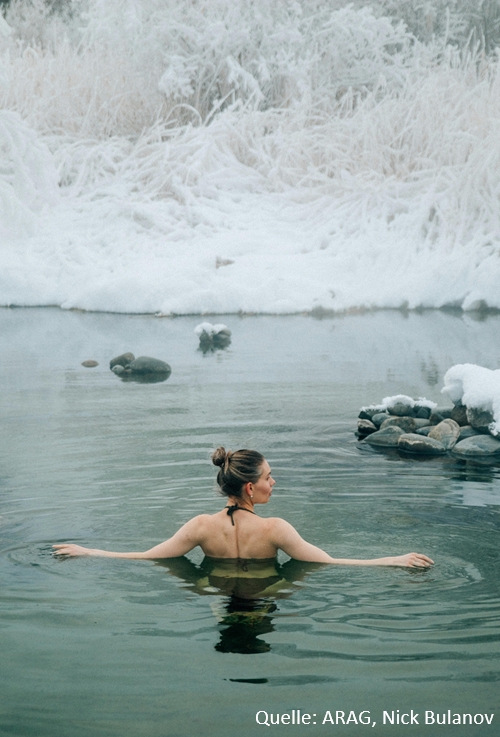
[0,0,415,135]
[0,109,58,238]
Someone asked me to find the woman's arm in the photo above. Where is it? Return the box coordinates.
[52,516,208,560]
[270,519,434,568]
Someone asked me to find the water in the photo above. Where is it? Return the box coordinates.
[1,307,500,737]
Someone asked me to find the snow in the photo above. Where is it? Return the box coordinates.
[442,364,500,435]
[1,1,500,315]
[0,15,11,37]
[194,322,228,337]
[363,395,437,412]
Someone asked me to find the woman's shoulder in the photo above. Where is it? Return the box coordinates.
[260,516,293,531]
[178,513,214,532]
[190,510,230,528]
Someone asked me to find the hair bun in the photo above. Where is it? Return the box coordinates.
[211,446,228,468]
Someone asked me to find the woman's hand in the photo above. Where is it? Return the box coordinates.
[53,544,93,557]
[389,552,434,568]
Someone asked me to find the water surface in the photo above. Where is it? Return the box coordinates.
[1,308,499,737]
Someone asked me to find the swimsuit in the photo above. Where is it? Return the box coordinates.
[225,504,256,526]
[224,505,257,569]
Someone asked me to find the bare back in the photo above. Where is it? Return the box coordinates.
[196,508,279,559]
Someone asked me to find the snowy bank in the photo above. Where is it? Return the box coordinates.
[1,2,500,315]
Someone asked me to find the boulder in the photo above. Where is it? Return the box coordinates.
[398,433,446,455]
[128,356,171,376]
[212,328,232,349]
[111,365,125,375]
[359,407,384,420]
[110,352,135,369]
[449,403,468,426]
[429,407,453,425]
[466,406,494,433]
[414,405,432,419]
[363,426,405,447]
[371,412,390,427]
[81,360,98,368]
[357,419,377,436]
[416,426,433,436]
[452,435,500,458]
[428,418,460,450]
[387,402,416,417]
[458,425,481,441]
[380,416,431,433]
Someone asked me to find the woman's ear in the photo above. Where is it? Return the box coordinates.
[243,481,253,497]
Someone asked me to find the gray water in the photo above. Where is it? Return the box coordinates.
[1,308,499,737]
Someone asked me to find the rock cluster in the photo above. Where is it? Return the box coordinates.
[194,322,232,353]
[357,397,500,459]
[109,352,171,383]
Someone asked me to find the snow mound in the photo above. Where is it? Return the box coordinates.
[442,364,500,435]
[194,322,228,337]
[364,395,437,412]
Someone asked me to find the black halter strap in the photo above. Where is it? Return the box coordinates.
[225,504,256,526]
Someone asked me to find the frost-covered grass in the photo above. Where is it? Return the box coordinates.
[1,0,416,135]
[1,0,500,314]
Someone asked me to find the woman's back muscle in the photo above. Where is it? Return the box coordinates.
[197,510,278,559]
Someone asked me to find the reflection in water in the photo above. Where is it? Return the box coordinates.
[450,458,500,481]
[213,597,277,654]
[119,373,171,384]
[156,557,323,654]
[197,329,232,354]
[420,358,440,387]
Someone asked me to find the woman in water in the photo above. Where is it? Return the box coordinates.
[53,447,434,568]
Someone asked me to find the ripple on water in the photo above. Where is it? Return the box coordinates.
[4,543,68,573]
[264,556,500,662]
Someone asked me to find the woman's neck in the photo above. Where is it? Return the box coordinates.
[226,496,254,512]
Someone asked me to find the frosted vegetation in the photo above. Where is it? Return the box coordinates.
[1,0,500,314]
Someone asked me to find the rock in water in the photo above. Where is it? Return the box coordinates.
[452,435,500,458]
[450,403,468,426]
[416,426,433,436]
[128,356,171,376]
[358,407,384,421]
[110,352,135,369]
[212,328,231,349]
[428,418,460,450]
[81,360,98,367]
[466,406,494,432]
[387,401,417,417]
[429,407,453,425]
[195,322,231,352]
[458,425,481,441]
[380,416,430,433]
[357,419,377,436]
[398,433,446,454]
[414,405,432,419]
[363,426,405,447]
[371,412,390,427]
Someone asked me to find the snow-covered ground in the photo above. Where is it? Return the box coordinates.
[1,1,500,315]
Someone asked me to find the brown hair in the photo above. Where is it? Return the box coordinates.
[211,447,265,498]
